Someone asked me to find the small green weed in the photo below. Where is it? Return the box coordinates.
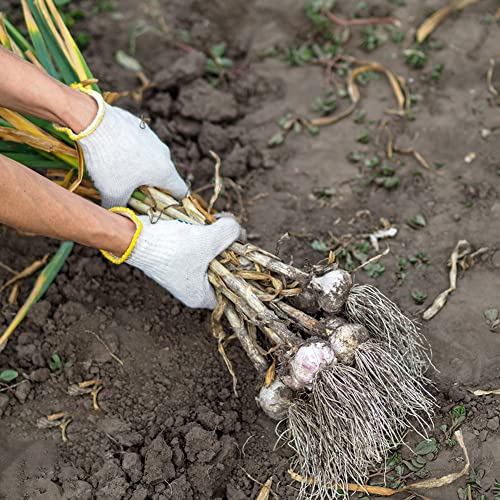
[312,93,337,116]
[407,214,427,229]
[390,28,406,43]
[458,469,486,500]
[49,353,72,374]
[364,261,385,278]
[206,42,233,76]
[0,369,18,383]
[404,48,428,69]
[408,251,429,266]
[311,239,331,253]
[431,63,445,81]
[353,110,366,123]
[411,290,427,304]
[396,257,408,281]
[360,26,387,52]
[356,131,370,144]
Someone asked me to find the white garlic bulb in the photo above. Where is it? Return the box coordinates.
[310,270,352,314]
[257,378,293,420]
[284,340,336,390]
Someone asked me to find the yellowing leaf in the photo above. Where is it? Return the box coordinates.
[0,126,76,157]
[0,242,73,350]
[43,0,91,82]
[0,107,78,166]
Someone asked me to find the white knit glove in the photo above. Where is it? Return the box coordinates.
[69,90,188,208]
[126,215,240,309]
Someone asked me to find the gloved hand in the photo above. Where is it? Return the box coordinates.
[125,215,240,309]
[66,90,188,208]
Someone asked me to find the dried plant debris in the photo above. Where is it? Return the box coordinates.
[473,388,500,396]
[423,240,488,320]
[483,308,500,332]
[36,412,73,443]
[416,0,483,44]
[487,57,499,96]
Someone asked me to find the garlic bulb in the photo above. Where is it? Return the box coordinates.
[257,379,294,420]
[284,340,336,390]
[329,323,369,365]
[310,270,352,314]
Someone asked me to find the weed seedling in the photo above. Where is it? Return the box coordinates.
[312,93,337,116]
[49,353,71,374]
[364,261,385,278]
[337,86,349,98]
[353,109,366,123]
[305,0,336,37]
[354,1,368,17]
[458,469,486,500]
[284,46,314,66]
[351,242,371,264]
[404,48,428,69]
[259,47,279,59]
[408,251,429,266]
[399,438,437,476]
[390,28,406,43]
[430,63,444,81]
[355,70,380,86]
[411,290,427,304]
[441,405,466,445]
[313,187,336,200]
[268,131,285,146]
[347,151,364,163]
[0,369,18,383]
[375,175,400,189]
[269,112,319,146]
[364,155,380,169]
[360,26,387,52]
[428,40,445,50]
[357,131,370,144]
[492,480,500,499]
[396,257,407,281]
[407,214,427,229]
[311,239,331,253]
[206,42,233,76]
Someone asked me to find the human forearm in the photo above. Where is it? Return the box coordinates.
[0,154,135,255]
[0,47,96,133]
[0,153,241,310]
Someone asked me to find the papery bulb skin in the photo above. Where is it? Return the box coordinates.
[257,379,294,420]
[330,323,369,365]
[284,340,336,390]
[310,270,352,314]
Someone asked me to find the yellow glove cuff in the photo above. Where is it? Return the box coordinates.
[100,207,143,265]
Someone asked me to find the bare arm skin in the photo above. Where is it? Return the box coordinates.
[0,47,96,133]
[0,154,135,255]
[0,47,135,255]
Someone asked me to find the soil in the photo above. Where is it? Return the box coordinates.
[1,0,500,499]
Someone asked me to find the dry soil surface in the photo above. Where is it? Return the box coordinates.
[1,0,500,499]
